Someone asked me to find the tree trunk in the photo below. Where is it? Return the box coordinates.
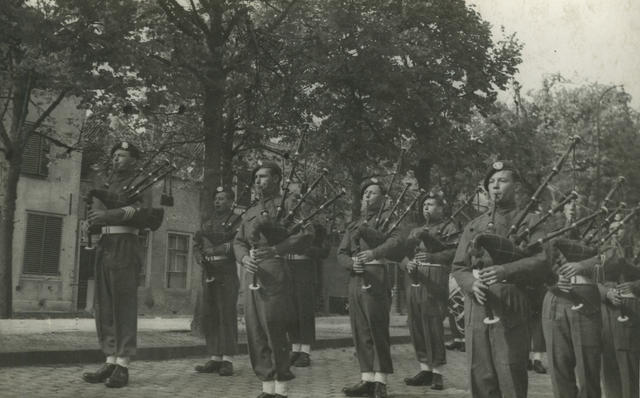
[414,157,432,193]
[349,167,363,220]
[0,155,22,318]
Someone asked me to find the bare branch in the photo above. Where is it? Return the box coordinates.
[188,0,210,35]
[32,130,78,152]
[223,7,248,42]
[23,89,69,139]
[264,0,300,33]
[157,0,202,40]
[0,87,13,122]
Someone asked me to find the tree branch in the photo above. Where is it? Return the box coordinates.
[223,6,248,42]
[188,0,210,35]
[23,89,69,139]
[157,0,202,40]
[263,0,300,33]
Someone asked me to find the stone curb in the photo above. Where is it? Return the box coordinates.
[0,335,414,367]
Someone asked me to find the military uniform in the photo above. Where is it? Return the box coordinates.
[598,243,640,398]
[403,221,457,383]
[337,201,402,396]
[194,210,239,373]
[233,193,313,395]
[83,142,158,388]
[452,203,547,398]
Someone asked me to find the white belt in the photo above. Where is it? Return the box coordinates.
[211,256,230,261]
[417,262,442,268]
[570,275,593,284]
[287,254,311,260]
[619,292,636,299]
[101,226,139,235]
[365,260,385,265]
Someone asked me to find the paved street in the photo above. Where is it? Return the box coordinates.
[0,344,554,398]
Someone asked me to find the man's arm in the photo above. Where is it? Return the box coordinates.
[451,224,476,294]
[337,228,354,270]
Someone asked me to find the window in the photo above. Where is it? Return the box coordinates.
[21,133,49,177]
[23,212,63,276]
[138,231,150,287]
[166,233,190,288]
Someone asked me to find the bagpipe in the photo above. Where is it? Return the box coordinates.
[248,135,346,290]
[83,159,175,250]
[352,138,425,289]
[549,177,629,312]
[469,136,582,324]
[198,184,258,283]
[407,189,480,287]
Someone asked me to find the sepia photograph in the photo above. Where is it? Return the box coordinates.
[1,0,639,397]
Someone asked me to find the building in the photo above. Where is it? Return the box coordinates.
[11,99,84,313]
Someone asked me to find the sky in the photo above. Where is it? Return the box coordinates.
[468,0,640,107]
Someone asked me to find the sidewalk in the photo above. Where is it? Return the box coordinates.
[0,315,412,367]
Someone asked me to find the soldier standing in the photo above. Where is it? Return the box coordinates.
[234,161,314,398]
[402,192,458,390]
[452,161,548,398]
[193,186,239,376]
[338,178,402,398]
[81,142,154,388]
[542,198,602,398]
[598,219,640,398]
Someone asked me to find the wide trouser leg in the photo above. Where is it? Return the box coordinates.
[289,261,316,345]
[245,270,293,382]
[601,305,622,398]
[616,350,640,398]
[407,289,427,364]
[348,277,393,374]
[203,273,239,356]
[530,313,546,353]
[95,252,116,356]
[467,299,528,398]
[110,265,138,357]
[543,292,601,398]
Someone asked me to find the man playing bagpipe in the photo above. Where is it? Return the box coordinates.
[193,186,239,377]
[401,192,458,390]
[337,178,403,398]
[542,202,603,398]
[234,161,315,398]
[82,142,163,388]
[452,161,549,398]
[598,217,640,398]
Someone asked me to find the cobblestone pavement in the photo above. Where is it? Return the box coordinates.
[0,344,553,398]
[0,316,409,355]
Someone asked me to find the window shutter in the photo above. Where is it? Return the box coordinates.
[23,212,62,276]
[21,134,49,177]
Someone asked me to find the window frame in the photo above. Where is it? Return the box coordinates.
[22,210,64,277]
[165,231,192,290]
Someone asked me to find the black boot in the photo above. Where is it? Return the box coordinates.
[82,363,116,384]
[293,352,310,367]
[373,382,387,398]
[256,393,275,398]
[218,361,234,376]
[105,365,129,388]
[404,370,433,386]
[431,373,444,390]
[342,381,374,397]
[289,352,300,366]
[195,360,221,373]
[445,340,458,350]
[532,360,547,374]
[458,341,466,352]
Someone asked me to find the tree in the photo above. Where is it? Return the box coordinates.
[0,0,136,318]
[279,0,522,216]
